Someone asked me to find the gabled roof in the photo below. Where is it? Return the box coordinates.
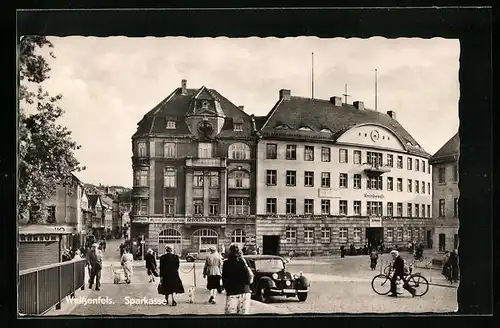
[133,86,254,139]
[260,96,430,157]
[87,194,100,208]
[429,132,459,164]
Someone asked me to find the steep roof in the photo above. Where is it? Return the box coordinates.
[429,132,459,164]
[260,96,430,157]
[133,86,254,139]
[87,194,99,207]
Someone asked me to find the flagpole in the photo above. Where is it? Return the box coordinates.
[375,69,378,111]
[311,52,314,99]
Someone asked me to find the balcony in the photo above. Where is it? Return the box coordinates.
[131,156,150,166]
[185,157,227,168]
[361,163,391,175]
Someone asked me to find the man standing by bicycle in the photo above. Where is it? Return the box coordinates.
[388,250,416,297]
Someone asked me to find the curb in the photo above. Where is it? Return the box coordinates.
[429,282,458,289]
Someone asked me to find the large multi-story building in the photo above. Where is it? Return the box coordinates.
[131,80,258,255]
[429,132,459,252]
[254,90,433,255]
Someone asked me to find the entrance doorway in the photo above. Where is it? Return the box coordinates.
[192,229,218,251]
[366,228,384,249]
[453,234,458,250]
[158,229,182,256]
[262,235,280,255]
[439,233,446,252]
[426,230,432,249]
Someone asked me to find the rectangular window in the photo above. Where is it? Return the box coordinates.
[266,198,277,214]
[286,171,296,186]
[397,156,403,169]
[209,172,219,188]
[286,145,297,160]
[428,165,431,174]
[454,198,458,217]
[339,200,348,215]
[286,199,296,214]
[427,205,431,218]
[397,178,403,192]
[353,174,361,189]
[415,204,420,217]
[387,202,394,217]
[233,123,243,132]
[422,204,426,218]
[266,144,277,159]
[321,200,331,215]
[321,147,331,162]
[339,228,348,244]
[339,173,348,188]
[134,170,148,187]
[304,199,314,214]
[397,203,403,217]
[387,177,393,191]
[228,198,250,216]
[285,228,297,243]
[439,199,445,217]
[453,164,458,181]
[407,179,413,192]
[266,170,277,186]
[164,142,177,158]
[229,171,249,188]
[407,158,413,170]
[387,154,394,167]
[339,149,348,163]
[415,159,420,171]
[422,160,426,172]
[367,176,382,190]
[396,228,403,242]
[47,205,56,223]
[415,180,420,193]
[367,201,382,216]
[304,228,314,243]
[193,200,203,215]
[407,203,413,218]
[321,228,331,243]
[164,168,176,188]
[304,145,314,161]
[138,199,148,215]
[353,200,361,215]
[193,171,204,187]
[353,228,362,243]
[367,152,383,166]
[209,201,219,216]
[422,181,426,194]
[321,172,331,188]
[137,142,147,157]
[353,150,362,164]
[198,143,212,158]
[438,167,446,183]
[304,171,314,187]
[386,228,394,242]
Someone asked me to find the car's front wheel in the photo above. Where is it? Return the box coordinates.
[297,293,308,302]
[186,256,194,262]
[257,285,271,303]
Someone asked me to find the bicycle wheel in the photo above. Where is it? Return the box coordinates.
[383,265,393,276]
[371,274,392,295]
[407,274,429,296]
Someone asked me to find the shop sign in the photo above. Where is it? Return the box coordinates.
[369,216,382,227]
[364,193,385,199]
[132,217,182,224]
[185,217,227,224]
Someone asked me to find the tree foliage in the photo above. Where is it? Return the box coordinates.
[19,36,85,223]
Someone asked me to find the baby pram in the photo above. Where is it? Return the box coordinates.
[113,266,127,284]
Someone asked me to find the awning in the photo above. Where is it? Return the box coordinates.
[19,224,75,235]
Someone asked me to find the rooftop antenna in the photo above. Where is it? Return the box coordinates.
[342,83,351,104]
[311,52,314,99]
[375,69,378,111]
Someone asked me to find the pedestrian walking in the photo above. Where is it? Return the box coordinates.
[222,244,253,315]
[340,245,345,258]
[101,239,107,252]
[447,249,459,283]
[159,245,184,306]
[145,248,158,283]
[369,249,379,270]
[203,246,223,304]
[121,248,134,284]
[388,250,415,297]
[87,243,103,291]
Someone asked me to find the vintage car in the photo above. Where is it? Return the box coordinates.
[243,255,309,303]
[186,248,208,262]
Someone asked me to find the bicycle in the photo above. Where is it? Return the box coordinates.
[371,265,429,297]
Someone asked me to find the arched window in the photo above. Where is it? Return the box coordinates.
[228,170,250,188]
[228,143,251,160]
[158,229,182,255]
[193,229,218,237]
[192,229,218,251]
[231,229,246,244]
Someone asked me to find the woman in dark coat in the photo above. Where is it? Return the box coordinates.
[222,244,252,314]
[159,245,184,306]
[145,248,157,283]
[447,249,459,283]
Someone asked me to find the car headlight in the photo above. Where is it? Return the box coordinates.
[293,274,299,279]
[272,273,278,279]
[285,280,291,286]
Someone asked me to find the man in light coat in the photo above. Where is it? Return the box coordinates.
[203,246,223,304]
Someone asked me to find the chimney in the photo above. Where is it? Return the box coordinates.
[387,111,396,120]
[353,101,364,110]
[279,89,291,101]
[238,105,244,112]
[181,79,187,95]
[330,96,342,107]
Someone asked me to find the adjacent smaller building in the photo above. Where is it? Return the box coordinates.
[429,132,459,252]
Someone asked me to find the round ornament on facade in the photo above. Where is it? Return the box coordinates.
[370,129,380,142]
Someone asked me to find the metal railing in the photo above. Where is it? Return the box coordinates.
[19,258,86,315]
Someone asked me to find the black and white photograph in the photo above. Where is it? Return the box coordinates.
[17,32,464,316]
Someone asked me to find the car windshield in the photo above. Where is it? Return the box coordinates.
[254,258,285,271]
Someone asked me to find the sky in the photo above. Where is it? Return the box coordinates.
[37,36,459,187]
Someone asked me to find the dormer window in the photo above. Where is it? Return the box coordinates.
[320,128,333,133]
[299,126,313,131]
[166,121,176,129]
[275,124,290,129]
[201,101,209,110]
[234,123,243,132]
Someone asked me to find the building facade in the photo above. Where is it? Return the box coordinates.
[130,80,258,256]
[254,90,433,256]
[429,132,459,252]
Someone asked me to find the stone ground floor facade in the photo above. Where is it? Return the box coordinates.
[255,216,433,256]
[433,226,459,253]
